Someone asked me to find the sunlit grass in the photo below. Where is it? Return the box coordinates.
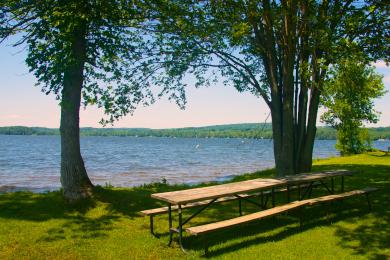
[0,152,389,259]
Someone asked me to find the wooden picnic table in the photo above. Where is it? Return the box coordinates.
[151,178,284,205]
[152,169,352,205]
[150,169,353,251]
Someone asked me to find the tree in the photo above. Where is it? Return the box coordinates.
[153,0,389,176]
[321,58,386,154]
[0,0,185,200]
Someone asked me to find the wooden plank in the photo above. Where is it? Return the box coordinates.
[186,200,308,235]
[151,178,284,204]
[280,169,353,184]
[141,194,251,216]
[185,187,375,236]
[304,187,378,205]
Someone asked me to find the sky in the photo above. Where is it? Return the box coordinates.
[0,40,389,129]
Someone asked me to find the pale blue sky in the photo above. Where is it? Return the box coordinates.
[0,39,389,129]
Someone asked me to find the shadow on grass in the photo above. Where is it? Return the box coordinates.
[322,163,390,260]
[37,214,121,242]
[180,163,389,258]
[0,182,185,243]
[335,211,390,260]
[0,182,184,222]
[190,203,372,258]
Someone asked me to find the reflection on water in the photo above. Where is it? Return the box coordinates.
[0,135,388,192]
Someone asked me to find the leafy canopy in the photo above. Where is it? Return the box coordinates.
[0,0,186,124]
[150,0,389,105]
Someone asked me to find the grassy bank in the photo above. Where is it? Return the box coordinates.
[0,152,389,259]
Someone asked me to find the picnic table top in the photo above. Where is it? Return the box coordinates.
[151,169,352,205]
[280,169,353,184]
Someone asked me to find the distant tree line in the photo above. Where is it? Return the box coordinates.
[1,124,389,140]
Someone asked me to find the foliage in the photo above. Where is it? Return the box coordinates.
[0,152,389,259]
[0,0,187,124]
[321,59,386,154]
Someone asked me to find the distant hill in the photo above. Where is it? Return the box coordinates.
[0,124,389,140]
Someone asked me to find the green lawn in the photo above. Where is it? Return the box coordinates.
[1,152,389,259]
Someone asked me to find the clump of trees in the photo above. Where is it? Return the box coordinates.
[321,59,386,154]
[153,1,389,175]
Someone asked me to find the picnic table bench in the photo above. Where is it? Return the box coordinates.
[141,169,377,252]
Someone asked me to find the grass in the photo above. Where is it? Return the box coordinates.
[0,152,389,259]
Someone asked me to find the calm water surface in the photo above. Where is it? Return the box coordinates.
[0,135,389,192]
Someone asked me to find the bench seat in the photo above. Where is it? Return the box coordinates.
[186,200,307,235]
[305,187,377,205]
[186,187,377,236]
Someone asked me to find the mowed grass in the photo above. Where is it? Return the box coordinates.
[0,152,389,259]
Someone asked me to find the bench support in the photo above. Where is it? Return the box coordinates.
[319,180,332,194]
[300,182,317,200]
[178,205,185,252]
[287,185,291,202]
[260,191,269,209]
[171,198,218,252]
[272,188,275,207]
[235,194,263,210]
[182,198,217,226]
[238,198,242,216]
[150,216,155,236]
[366,193,372,211]
[331,177,334,194]
[168,204,173,246]
[298,207,303,230]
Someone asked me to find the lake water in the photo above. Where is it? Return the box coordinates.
[0,135,389,192]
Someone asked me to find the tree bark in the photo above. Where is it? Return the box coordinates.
[60,24,93,201]
[270,106,283,176]
[297,88,320,173]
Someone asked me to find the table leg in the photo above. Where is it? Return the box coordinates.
[287,185,290,203]
[308,183,313,198]
[341,176,344,192]
[168,204,173,246]
[331,177,334,194]
[366,193,372,211]
[260,191,264,209]
[238,198,242,216]
[178,205,186,252]
[272,188,275,207]
[150,216,154,236]
[298,184,301,200]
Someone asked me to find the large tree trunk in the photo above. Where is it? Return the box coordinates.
[252,0,326,177]
[271,106,296,177]
[60,24,93,201]
[271,107,284,176]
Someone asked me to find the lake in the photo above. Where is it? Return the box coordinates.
[0,135,389,193]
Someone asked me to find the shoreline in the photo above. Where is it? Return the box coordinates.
[2,133,390,142]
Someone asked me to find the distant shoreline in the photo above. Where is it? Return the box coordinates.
[1,124,390,140]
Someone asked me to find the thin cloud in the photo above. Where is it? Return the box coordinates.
[4,114,22,119]
[383,76,390,84]
[372,61,389,69]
